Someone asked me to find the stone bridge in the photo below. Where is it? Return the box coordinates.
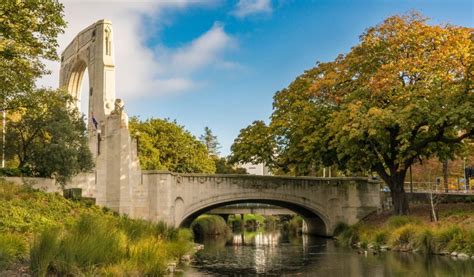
[54,20,381,237]
[133,172,380,236]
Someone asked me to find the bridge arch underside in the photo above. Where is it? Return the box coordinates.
[179,199,331,237]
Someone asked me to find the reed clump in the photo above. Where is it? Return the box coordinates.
[336,215,474,256]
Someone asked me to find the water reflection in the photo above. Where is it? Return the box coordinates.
[186,230,474,276]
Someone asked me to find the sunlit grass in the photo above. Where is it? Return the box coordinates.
[336,215,474,255]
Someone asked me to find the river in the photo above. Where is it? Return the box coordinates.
[182,230,474,276]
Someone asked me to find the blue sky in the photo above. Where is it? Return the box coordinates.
[41,0,473,156]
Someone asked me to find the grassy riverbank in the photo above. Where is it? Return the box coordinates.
[336,203,474,257]
[0,180,194,276]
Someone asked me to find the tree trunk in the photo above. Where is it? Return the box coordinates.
[442,159,449,193]
[387,171,409,215]
[375,167,410,215]
[390,187,409,215]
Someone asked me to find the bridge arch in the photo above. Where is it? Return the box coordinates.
[177,192,332,236]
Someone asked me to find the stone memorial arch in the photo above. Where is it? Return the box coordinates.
[59,19,116,150]
[59,20,141,215]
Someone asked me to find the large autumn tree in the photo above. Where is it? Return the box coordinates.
[231,13,473,215]
[130,118,216,173]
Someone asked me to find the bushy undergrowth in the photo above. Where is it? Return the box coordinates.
[336,215,474,255]
[0,180,194,275]
[192,215,231,237]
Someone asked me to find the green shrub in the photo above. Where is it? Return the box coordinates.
[30,227,62,277]
[191,215,230,237]
[0,233,28,270]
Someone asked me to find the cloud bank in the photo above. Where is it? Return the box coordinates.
[232,0,272,18]
[37,0,236,101]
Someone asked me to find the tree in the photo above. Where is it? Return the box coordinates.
[0,0,66,110]
[200,126,221,157]
[214,157,247,174]
[232,13,473,215]
[130,118,216,173]
[5,89,94,185]
[229,120,276,167]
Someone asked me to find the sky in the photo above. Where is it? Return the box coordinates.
[37,0,474,156]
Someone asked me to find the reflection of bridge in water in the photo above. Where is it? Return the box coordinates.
[208,203,296,216]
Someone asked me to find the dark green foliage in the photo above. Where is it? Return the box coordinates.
[130,117,216,173]
[191,215,231,238]
[230,120,276,167]
[5,89,94,185]
[214,156,247,174]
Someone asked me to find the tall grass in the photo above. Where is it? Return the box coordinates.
[336,215,474,255]
[55,215,127,274]
[0,233,28,270]
[29,214,194,276]
[30,227,61,277]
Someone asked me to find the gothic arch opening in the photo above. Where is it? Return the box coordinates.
[179,199,329,237]
[66,60,91,129]
[67,60,88,103]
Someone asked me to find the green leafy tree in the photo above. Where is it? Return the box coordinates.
[5,89,94,185]
[200,126,221,157]
[0,0,66,110]
[214,157,247,174]
[229,120,276,167]
[130,118,216,173]
[232,13,473,215]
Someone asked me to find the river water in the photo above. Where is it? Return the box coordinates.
[183,230,474,276]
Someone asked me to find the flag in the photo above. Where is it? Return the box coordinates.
[92,115,98,130]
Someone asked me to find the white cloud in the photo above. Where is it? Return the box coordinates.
[159,23,236,75]
[36,0,235,101]
[232,0,272,18]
